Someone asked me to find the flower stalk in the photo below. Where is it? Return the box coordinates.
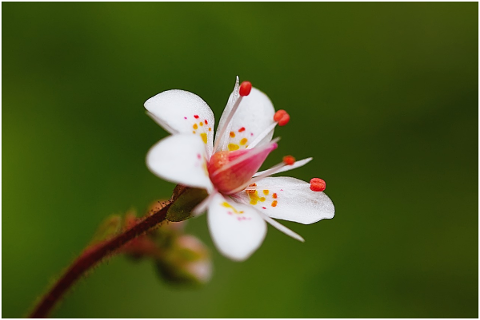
[29,196,179,318]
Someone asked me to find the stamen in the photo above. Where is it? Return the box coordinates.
[278,114,290,126]
[246,122,277,149]
[274,109,290,126]
[239,81,252,97]
[257,210,305,242]
[247,109,290,150]
[310,178,326,192]
[248,162,287,185]
[283,155,295,165]
[273,110,286,122]
[244,183,257,193]
[254,157,312,177]
[214,81,252,152]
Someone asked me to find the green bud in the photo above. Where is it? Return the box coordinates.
[155,235,212,286]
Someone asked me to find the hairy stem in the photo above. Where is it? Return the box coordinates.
[29,198,176,318]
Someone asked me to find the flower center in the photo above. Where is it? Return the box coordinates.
[207,142,278,194]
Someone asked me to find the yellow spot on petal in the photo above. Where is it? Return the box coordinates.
[193,131,196,134]
[271,200,278,207]
[200,122,203,126]
[240,138,248,145]
[228,143,239,151]
[230,131,236,138]
[193,124,198,130]
[222,202,233,208]
[248,191,260,205]
[208,127,212,131]
[259,197,266,202]
[263,190,269,195]
[222,201,243,214]
[200,133,207,144]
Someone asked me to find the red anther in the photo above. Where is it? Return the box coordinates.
[274,110,290,126]
[310,178,326,192]
[283,155,295,165]
[239,81,252,96]
[274,110,287,122]
[278,113,290,126]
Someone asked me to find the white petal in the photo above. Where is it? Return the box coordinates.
[215,87,275,152]
[145,90,215,158]
[253,157,313,177]
[146,134,213,191]
[233,177,334,224]
[207,193,266,261]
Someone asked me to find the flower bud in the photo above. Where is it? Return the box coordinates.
[155,235,212,286]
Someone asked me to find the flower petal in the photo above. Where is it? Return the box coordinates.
[146,134,213,191]
[145,90,215,158]
[207,193,266,261]
[215,85,275,152]
[233,176,334,224]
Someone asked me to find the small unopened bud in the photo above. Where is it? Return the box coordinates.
[155,235,212,286]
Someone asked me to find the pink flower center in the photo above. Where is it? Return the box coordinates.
[207,142,278,194]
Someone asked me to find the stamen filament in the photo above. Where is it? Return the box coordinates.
[246,122,277,149]
[253,157,313,177]
[257,211,304,242]
[214,95,243,152]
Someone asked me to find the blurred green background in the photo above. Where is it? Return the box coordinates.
[3,2,477,318]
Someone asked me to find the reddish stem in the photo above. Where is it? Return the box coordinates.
[29,199,174,318]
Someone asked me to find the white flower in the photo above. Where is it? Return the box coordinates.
[145,77,335,261]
